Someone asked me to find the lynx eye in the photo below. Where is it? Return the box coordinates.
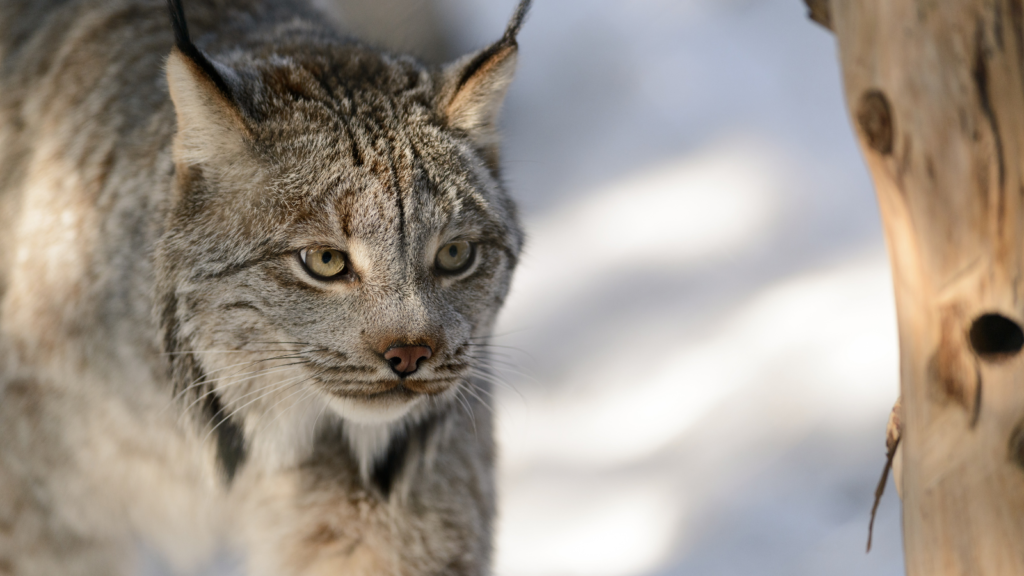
[436,241,475,274]
[300,247,348,280]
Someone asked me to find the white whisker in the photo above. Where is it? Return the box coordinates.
[453,388,478,439]
[164,348,301,356]
[202,375,309,445]
[459,382,495,416]
[465,342,537,364]
[466,367,526,402]
[180,361,311,415]
[254,374,326,437]
[467,355,538,384]
[173,354,307,402]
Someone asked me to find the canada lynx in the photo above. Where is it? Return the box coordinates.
[0,0,529,573]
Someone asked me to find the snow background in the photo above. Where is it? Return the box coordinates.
[432,1,905,574]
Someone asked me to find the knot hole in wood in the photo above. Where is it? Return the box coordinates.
[969,313,1024,359]
[1009,421,1024,471]
[856,89,894,155]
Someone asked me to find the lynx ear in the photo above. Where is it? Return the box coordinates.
[439,0,531,161]
[165,0,250,169]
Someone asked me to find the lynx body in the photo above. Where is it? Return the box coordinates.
[0,0,528,573]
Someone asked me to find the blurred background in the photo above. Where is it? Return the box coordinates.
[320,0,904,574]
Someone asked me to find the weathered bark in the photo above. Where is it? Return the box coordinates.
[804,0,832,31]
[824,0,1024,573]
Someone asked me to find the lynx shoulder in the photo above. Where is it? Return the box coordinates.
[0,0,529,573]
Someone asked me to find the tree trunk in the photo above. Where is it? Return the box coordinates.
[819,1,1024,573]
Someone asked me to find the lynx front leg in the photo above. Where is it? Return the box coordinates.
[238,412,495,576]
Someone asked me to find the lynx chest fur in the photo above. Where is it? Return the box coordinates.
[0,0,529,573]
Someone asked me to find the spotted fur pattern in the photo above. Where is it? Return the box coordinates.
[0,0,529,573]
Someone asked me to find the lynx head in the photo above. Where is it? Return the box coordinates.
[156,0,530,476]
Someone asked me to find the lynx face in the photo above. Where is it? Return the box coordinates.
[157,16,523,471]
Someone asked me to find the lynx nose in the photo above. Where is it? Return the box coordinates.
[383,345,433,376]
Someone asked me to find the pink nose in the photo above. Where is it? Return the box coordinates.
[383,345,433,376]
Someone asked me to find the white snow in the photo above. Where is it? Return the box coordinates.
[436,0,906,574]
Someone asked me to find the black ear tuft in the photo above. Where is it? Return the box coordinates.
[166,0,234,101]
[501,0,533,46]
[455,0,532,90]
[167,0,192,52]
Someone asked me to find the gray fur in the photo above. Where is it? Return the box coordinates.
[0,0,528,573]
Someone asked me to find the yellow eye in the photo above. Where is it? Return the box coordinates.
[436,241,474,274]
[301,247,348,279]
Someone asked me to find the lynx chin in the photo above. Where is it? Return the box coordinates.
[0,0,530,573]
